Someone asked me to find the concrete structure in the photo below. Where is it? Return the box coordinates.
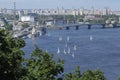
[113,11,120,16]
[20,16,34,22]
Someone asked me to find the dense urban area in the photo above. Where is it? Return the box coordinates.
[0,6,120,31]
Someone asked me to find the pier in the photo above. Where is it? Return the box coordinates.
[12,26,46,38]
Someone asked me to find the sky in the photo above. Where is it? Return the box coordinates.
[0,0,119,11]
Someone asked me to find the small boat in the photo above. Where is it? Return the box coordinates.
[59,36,62,41]
[57,47,60,54]
[64,49,67,54]
[39,31,42,36]
[73,45,77,51]
[90,35,93,41]
[22,36,28,39]
[72,53,75,58]
[67,47,70,54]
[67,36,70,41]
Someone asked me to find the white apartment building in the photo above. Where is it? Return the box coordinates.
[20,16,34,22]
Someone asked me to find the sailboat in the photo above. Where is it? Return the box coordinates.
[72,53,75,58]
[64,49,67,54]
[57,47,60,54]
[67,47,70,54]
[67,36,70,42]
[39,31,42,36]
[59,36,62,41]
[73,45,77,51]
[90,35,93,41]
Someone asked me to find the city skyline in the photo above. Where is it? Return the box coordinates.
[0,0,119,11]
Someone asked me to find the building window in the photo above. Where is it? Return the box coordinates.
[42,11,45,13]
[48,11,50,13]
[54,11,57,13]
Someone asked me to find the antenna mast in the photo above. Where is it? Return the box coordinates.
[13,2,16,30]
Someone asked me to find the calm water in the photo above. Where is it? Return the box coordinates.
[22,27,120,80]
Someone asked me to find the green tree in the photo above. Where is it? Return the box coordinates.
[0,29,25,80]
[64,66,81,80]
[5,24,13,31]
[21,46,64,80]
[118,76,120,80]
[64,66,106,80]
[80,69,106,80]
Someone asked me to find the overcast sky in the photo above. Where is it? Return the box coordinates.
[0,0,119,11]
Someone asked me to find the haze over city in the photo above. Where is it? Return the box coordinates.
[0,0,119,11]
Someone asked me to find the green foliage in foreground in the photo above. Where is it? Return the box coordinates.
[0,29,25,80]
[0,29,119,80]
[21,46,64,80]
[64,66,106,80]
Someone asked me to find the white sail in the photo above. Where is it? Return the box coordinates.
[59,36,62,41]
[64,49,67,54]
[57,48,60,54]
[72,53,75,58]
[67,36,69,41]
[68,47,70,54]
[90,35,93,41]
[73,45,77,51]
[39,31,42,36]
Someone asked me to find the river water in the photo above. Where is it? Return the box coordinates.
[22,26,120,80]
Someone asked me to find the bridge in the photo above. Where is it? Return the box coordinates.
[55,23,120,30]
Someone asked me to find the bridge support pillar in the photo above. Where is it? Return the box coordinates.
[113,24,116,28]
[66,26,70,30]
[75,25,79,30]
[102,24,105,28]
[88,24,91,29]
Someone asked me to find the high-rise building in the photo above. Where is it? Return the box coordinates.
[103,7,109,15]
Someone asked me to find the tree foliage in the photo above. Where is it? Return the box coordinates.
[0,29,25,80]
[64,66,106,80]
[5,24,13,31]
[21,46,64,80]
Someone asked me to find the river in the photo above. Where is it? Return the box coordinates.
[22,26,120,80]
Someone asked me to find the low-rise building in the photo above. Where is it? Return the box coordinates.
[20,16,35,22]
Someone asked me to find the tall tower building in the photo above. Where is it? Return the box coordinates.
[13,2,16,20]
[91,6,94,15]
[13,2,16,30]
[103,7,109,15]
